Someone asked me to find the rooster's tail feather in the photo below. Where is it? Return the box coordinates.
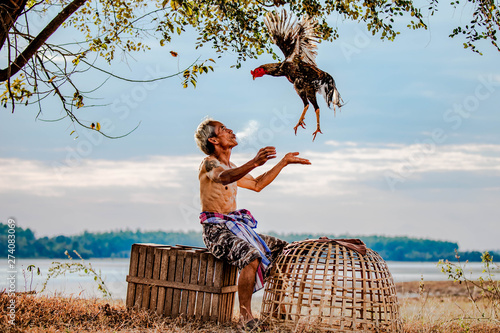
[319,74,343,112]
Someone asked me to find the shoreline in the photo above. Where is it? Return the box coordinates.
[5,279,496,299]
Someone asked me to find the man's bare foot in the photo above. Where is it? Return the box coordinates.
[242,318,268,332]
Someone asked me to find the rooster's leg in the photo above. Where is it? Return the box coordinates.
[312,108,322,141]
[293,104,309,135]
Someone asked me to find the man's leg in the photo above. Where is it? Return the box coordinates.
[238,258,259,322]
[258,234,290,319]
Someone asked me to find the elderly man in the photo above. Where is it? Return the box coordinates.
[194,118,310,329]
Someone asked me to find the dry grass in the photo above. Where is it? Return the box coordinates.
[0,291,241,333]
[2,281,500,333]
[398,280,500,333]
[400,296,499,332]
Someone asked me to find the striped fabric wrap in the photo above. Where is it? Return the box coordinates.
[200,209,272,292]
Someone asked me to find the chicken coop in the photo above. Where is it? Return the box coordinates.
[260,238,402,332]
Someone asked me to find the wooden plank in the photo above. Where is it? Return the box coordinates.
[211,259,223,321]
[220,262,237,322]
[179,252,193,316]
[171,251,186,317]
[228,264,237,322]
[187,253,200,319]
[220,262,229,322]
[126,276,239,294]
[226,264,233,322]
[195,252,208,321]
[134,245,147,309]
[126,244,140,308]
[142,245,156,309]
[175,244,208,251]
[156,247,170,315]
[163,249,178,317]
[150,247,163,313]
[229,265,237,321]
[203,254,215,320]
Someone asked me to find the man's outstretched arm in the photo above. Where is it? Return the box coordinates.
[205,146,278,185]
[237,152,311,192]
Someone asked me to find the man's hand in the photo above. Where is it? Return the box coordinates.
[252,146,277,167]
[282,152,311,166]
[238,150,310,192]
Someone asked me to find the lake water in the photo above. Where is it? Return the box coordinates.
[1,258,495,301]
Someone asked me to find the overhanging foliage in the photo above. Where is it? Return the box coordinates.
[0,0,498,136]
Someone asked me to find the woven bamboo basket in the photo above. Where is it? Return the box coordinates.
[260,239,402,332]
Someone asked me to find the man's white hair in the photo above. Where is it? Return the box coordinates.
[194,117,217,155]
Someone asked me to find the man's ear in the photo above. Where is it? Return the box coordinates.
[208,137,218,145]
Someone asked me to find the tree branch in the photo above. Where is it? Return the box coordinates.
[0,0,87,82]
[0,0,28,52]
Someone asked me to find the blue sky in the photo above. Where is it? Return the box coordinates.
[1,5,499,252]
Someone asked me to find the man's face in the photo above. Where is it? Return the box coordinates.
[212,121,238,148]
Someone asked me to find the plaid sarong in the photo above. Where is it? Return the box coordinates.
[200,209,272,292]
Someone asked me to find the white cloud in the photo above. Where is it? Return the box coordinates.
[235,120,259,141]
[2,142,499,251]
[324,140,358,147]
[0,156,201,197]
[2,142,499,198]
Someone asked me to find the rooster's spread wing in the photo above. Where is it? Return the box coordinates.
[264,10,319,66]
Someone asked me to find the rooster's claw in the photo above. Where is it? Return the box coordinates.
[312,128,322,141]
[293,121,306,135]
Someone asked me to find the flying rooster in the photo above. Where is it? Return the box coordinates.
[251,10,343,141]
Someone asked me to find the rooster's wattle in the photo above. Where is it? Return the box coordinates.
[251,10,343,141]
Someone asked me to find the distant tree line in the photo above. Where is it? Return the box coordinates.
[0,223,495,262]
[266,232,492,262]
[0,223,204,259]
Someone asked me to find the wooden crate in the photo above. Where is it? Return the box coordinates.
[126,243,238,323]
